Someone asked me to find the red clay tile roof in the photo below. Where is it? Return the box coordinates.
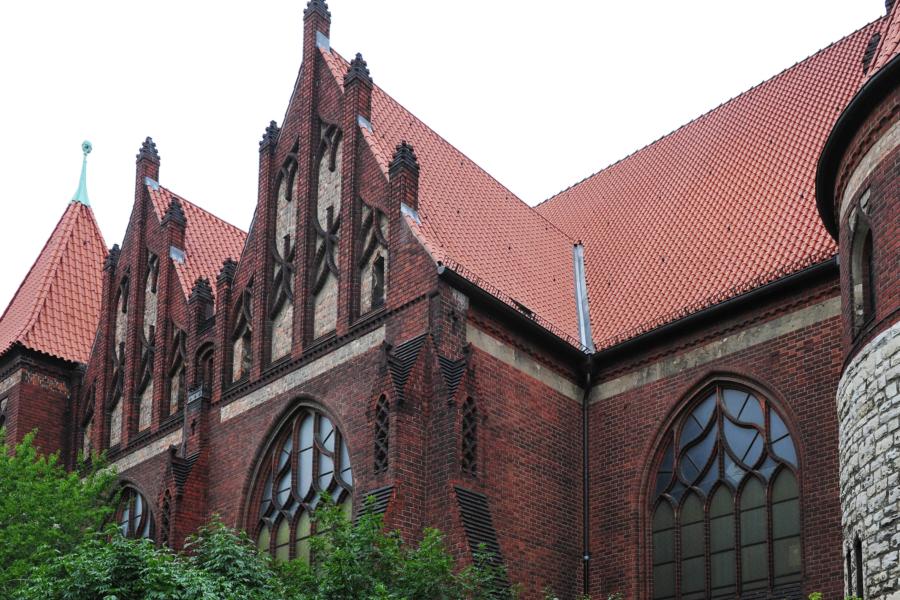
[536,20,882,349]
[320,48,582,345]
[869,3,900,75]
[0,201,106,363]
[147,183,247,302]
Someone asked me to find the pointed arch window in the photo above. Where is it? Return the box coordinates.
[251,405,353,563]
[461,397,478,477]
[849,191,876,334]
[650,384,801,599]
[196,343,215,394]
[168,328,187,416]
[374,395,389,474]
[116,486,155,540]
[232,286,253,382]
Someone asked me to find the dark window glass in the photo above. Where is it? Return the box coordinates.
[652,502,676,600]
[252,406,353,563]
[862,231,875,322]
[680,494,705,600]
[116,487,155,540]
[650,384,801,598]
[772,470,802,585]
[847,547,853,597]
[740,478,768,590]
[372,256,385,309]
[709,486,736,597]
[855,536,864,599]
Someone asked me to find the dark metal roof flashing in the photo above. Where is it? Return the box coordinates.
[816,53,900,239]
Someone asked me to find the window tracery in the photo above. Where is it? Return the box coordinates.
[252,405,353,563]
[271,149,298,360]
[109,280,129,448]
[650,384,801,599]
[358,202,388,315]
[116,486,155,540]
[232,286,253,382]
[168,328,187,416]
[312,124,342,339]
[138,254,159,431]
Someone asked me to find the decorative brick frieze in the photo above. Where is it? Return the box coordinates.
[220,325,385,422]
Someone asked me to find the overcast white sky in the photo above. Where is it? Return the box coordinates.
[0,1,885,312]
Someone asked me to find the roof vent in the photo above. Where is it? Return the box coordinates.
[169,246,186,264]
[316,31,330,51]
[863,32,881,73]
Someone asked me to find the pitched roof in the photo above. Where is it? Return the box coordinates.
[147,183,247,301]
[320,49,582,345]
[536,20,881,349]
[0,201,106,363]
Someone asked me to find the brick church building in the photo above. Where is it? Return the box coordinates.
[1,2,898,598]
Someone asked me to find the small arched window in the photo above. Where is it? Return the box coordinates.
[116,486,155,540]
[374,395,389,474]
[251,405,353,563]
[196,343,215,393]
[849,192,876,334]
[168,329,187,416]
[461,397,478,477]
[650,383,801,599]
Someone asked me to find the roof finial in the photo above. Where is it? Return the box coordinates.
[72,140,92,206]
[345,53,373,87]
[304,0,330,19]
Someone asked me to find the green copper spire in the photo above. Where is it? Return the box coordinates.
[72,140,92,206]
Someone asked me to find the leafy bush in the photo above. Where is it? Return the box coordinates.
[15,498,516,600]
[284,499,514,599]
[0,430,116,594]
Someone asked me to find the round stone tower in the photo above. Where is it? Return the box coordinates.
[816,13,900,599]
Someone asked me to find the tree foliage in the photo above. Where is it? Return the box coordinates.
[283,500,513,600]
[14,495,514,600]
[0,430,116,594]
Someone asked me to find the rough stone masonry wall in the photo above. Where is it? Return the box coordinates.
[838,319,900,599]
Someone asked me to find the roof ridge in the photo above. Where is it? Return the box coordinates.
[323,47,576,245]
[536,16,885,210]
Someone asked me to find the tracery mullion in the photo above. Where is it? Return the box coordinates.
[722,386,746,597]
[677,404,717,488]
